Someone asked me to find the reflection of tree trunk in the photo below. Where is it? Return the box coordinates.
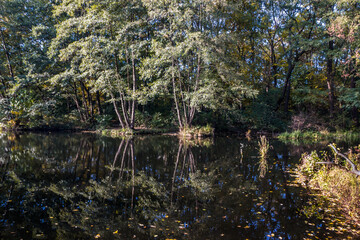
[172,141,197,204]
[119,140,130,179]
[86,144,94,181]
[130,140,135,209]
[110,139,125,177]
[171,143,183,204]
[95,145,101,180]
[73,139,85,181]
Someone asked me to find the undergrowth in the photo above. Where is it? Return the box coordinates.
[296,146,360,229]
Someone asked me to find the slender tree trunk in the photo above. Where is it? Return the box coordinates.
[0,30,14,81]
[270,40,278,87]
[110,22,129,128]
[189,53,201,125]
[109,92,125,128]
[130,50,137,129]
[119,92,130,128]
[72,82,85,122]
[350,49,358,126]
[326,40,335,117]
[96,91,102,115]
[177,66,188,126]
[277,60,295,112]
[284,76,291,112]
[79,81,90,120]
[172,57,183,129]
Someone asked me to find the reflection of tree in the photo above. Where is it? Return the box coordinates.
[0,134,354,240]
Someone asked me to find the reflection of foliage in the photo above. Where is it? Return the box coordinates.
[258,136,269,178]
[179,137,214,148]
[0,133,358,239]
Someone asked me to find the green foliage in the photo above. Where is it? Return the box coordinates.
[0,0,360,132]
[95,114,113,130]
[150,112,173,129]
[298,151,322,177]
[296,147,360,225]
[245,89,286,131]
[278,130,360,143]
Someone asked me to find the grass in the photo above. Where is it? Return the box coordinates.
[101,128,134,137]
[179,124,214,138]
[278,130,360,142]
[296,148,360,228]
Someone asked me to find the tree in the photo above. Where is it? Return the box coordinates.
[142,0,257,130]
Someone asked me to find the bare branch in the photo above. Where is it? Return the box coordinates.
[329,144,360,176]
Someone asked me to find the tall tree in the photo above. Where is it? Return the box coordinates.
[142,0,257,129]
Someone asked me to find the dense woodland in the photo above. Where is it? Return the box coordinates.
[0,0,359,132]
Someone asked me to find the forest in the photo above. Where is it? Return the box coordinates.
[0,0,359,133]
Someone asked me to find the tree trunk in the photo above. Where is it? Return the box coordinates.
[72,82,85,122]
[172,57,183,129]
[110,92,125,129]
[277,60,295,112]
[0,30,14,81]
[326,40,335,117]
[350,50,358,126]
[270,40,278,87]
[130,50,137,129]
[79,81,90,121]
[96,91,102,115]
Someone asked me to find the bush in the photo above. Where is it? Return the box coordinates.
[150,112,173,128]
[296,148,360,227]
[96,114,113,130]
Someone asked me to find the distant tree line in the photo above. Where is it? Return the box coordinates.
[0,0,359,131]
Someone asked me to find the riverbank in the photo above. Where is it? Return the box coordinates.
[295,147,360,234]
[278,130,360,142]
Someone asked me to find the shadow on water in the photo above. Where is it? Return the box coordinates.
[0,132,358,239]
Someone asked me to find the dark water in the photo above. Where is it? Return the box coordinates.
[0,132,357,239]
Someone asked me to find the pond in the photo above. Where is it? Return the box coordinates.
[0,132,358,239]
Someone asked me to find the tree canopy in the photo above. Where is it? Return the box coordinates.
[0,0,359,132]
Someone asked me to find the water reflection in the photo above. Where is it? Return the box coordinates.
[0,133,357,239]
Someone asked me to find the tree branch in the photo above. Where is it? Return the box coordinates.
[329,144,360,176]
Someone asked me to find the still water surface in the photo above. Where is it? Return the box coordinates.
[0,132,357,239]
